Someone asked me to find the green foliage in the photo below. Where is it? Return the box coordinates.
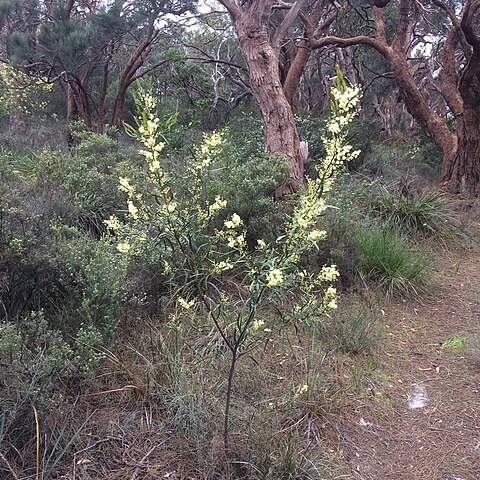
[49,225,127,341]
[0,311,73,398]
[0,148,127,376]
[360,135,442,183]
[61,132,135,232]
[409,127,443,168]
[317,303,380,354]
[0,64,52,118]
[206,153,287,242]
[368,184,453,238]
[442,335,468,355]
[354,225,431,298]
[195,113,287,241]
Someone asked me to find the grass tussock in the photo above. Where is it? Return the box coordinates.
[369,184,454,239]
[354,225,432,298]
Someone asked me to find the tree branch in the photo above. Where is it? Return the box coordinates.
[461,0,480,52]
[217,0,243,21]
[312,35,390,57]
[272,0,308,52]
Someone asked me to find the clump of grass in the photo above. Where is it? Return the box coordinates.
[442,335,468,355]
[369,184,453,239]
[317,303,380,354]
[355,225,432,298]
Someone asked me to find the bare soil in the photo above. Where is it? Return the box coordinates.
[327,244,480,480]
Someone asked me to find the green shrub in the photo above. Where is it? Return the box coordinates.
[192,115,287,242]
[0,311,95,478]
[49,225,127,340]
[361,138,441,182]
[0,311,74,399]
[206,153,287,243]
[61,133,134,233]
[354,225,432,297]
[0,184,126,343]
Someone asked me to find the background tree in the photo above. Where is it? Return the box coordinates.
[216,0,341,195]
[2,0,197,133]
[313,0,480,196]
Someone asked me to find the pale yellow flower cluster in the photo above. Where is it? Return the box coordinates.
[208,196,227,216]
[178,297,195,310]
[104,215,122,231]
[318,265,339,282]
[293,383,309,399]
[119,176,134,194]
[195,131,224,170]
[323,286,337,310]
[116,242,131,253]
[250,319,265,332]
[266,267,284,287]
[308,229,326,242]
[331,85,362,111]
[256,239,267,250]
[227,233,245,249]
[128,200,138,219]
[214,261,234,272]
[224,213,242,229]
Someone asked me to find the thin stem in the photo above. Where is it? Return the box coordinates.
[0,452,18,480]
[224,349,237,453]
[32,403,40,480]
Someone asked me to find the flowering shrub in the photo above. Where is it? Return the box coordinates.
[111,74,361,448]
[0,64,52,120]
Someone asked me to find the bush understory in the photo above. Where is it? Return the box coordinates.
[0,107,461,478]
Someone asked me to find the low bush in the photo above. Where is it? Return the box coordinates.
[368,182,454,238]
[354,225,432,298]
[317,303,380,354]
[360,136,441,182]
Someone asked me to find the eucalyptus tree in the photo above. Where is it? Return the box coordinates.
[314,0,480,196]
[2,0,197,132]
[215,0,341,195]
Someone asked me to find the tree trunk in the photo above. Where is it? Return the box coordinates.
[446,44,480,195]
[442,2,480,196]
[110,82,128,128]
[283,40,310,113]
[97,69,109,134]
[449,107,480,196]
[310,54,329,117]
[67,78,92,129]
[235,23,304,194]
[110,23,156,128]
[388,50,457,170]
[372,94,396,137]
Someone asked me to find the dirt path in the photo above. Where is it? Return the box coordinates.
[332,246,480,480]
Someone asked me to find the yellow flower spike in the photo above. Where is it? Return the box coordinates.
[119,176,133,193]
[178,297,195,310]
[224,213,242,229]
[116,242,131,254]
[104,215,121,231]
[266,268,284,288]
[127,201,139,219]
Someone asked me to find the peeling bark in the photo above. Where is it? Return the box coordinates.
[235,21,304,194]
[219,0,309,195]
